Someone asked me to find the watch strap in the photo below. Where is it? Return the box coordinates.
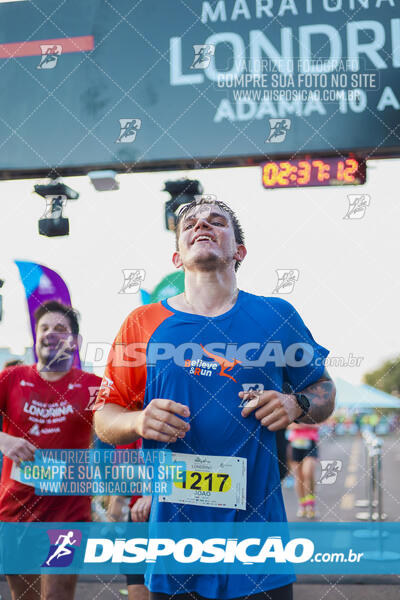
[293,393,311,423]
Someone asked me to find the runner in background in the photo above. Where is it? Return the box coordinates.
[275,428,289,481]
[127,494,152,600]
[288,423,320,519]
[0,301,101,600]
[0,360,23,481]
[106,494,150,600]
[108,439,150,600]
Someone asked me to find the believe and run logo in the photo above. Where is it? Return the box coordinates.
[185,344,242,381]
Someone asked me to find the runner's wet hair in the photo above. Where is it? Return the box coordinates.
[175,198,245,272]
[34,300,80,335]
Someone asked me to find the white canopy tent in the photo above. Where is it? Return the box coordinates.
[334,378,400,411]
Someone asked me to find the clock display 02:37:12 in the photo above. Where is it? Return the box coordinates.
[261,158,365,189]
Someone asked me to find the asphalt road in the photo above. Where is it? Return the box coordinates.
[282,432,400,522]
[1,575,399,599]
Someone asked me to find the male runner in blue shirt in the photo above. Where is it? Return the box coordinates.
[94,198,335,600]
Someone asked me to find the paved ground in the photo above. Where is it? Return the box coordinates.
[0,577,399,599]
[282,433,400,522]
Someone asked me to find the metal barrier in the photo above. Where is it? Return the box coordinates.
[355,430,386,521]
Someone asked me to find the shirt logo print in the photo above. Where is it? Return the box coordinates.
[200,345,241,383]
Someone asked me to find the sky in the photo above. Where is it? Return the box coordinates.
[1,158,399,384]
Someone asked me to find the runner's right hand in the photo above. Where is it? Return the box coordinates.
[131,495,152,522]
[0,433,36,462]
[135,398,190,443]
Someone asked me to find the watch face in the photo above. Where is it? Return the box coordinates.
[297,394,310,412]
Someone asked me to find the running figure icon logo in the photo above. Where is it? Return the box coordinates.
[272,269,299,294]
[43,336,78,371]
[37,44,62,69]
[119,269,146,294]
[116,119,142,143]
[42,529,82,567]
[318,460,342,485]
[85,385,101,411]
[239,383,264,408]
[194,193,217,204]
[266,119,291,143]
[40,195,67,220]
[344,194,370,219]
[190,45,215,69]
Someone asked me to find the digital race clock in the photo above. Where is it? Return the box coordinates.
[261,157,366,189]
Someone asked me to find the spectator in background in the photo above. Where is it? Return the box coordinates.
[0,301,101,600]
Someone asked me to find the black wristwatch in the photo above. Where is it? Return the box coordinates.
[293,393,311,423]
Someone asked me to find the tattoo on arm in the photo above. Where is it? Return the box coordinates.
[300,369,336,424]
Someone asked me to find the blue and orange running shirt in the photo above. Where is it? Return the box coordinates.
[95,291,329,598]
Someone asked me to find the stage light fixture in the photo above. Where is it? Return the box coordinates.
[163,179,203,232]
[34,180,79,200]
[34,179,79,237]
[88,170,119,191]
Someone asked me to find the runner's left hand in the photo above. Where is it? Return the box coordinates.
[239,390,302,430]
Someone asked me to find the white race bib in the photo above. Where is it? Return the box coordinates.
[159,452,247,510]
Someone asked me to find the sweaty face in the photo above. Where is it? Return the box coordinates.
[177,205,238,272]
[35,312,76,370]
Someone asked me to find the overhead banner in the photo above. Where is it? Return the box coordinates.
[0,0,399,176]
[14,260,81,367]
